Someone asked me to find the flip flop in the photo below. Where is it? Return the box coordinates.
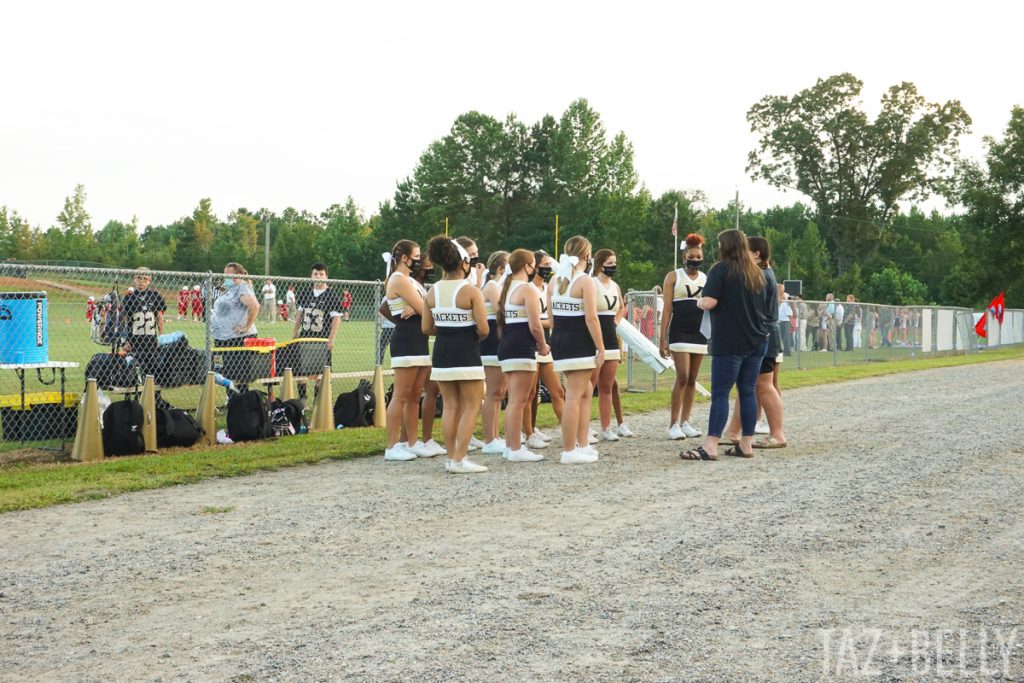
[753,437,788,449]
[724,445,754,458]
[680,446,716,461]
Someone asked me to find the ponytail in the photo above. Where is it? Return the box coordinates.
[496,249,532,332]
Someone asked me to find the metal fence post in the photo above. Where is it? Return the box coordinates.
[373,280,382,368]
[625,292,634,392]
[204,272,213,372]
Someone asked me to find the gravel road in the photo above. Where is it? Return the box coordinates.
[1,360,1022,682]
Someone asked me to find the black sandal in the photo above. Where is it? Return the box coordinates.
[680,446,716,461]
[724,445,754,458]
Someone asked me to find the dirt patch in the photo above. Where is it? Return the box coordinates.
[0,360,1022,681]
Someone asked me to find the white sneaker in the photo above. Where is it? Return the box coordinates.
[408,440,437,458]
[587,429,599,445]
[560,449,598,465]
[526,433,549,449]
[446,457,488,474]
[534,429,552,442]
[468,436,485,451]
[601,428,620,442]
[384,444,416,461]
[481,439,507,455]
[616,423,635,437]
[681,421,702,438]
[425,439,447,456]
[755,420,770,435]
[506,446,544,462]
[578,444,599,457]
[667,424,685,440]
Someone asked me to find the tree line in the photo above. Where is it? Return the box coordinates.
[1,76,1021,308]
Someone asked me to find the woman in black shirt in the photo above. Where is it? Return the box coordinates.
[681,230,773,461]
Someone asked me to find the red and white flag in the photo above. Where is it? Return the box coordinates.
[975,291,1006,337]
[671,204,678,238]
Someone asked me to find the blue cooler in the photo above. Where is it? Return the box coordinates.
[0,292,49,365]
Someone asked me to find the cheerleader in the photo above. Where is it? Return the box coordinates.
[591,249,632,441]
[383,240,434,461]
[497,249,550,462]
[659,233,708,440]
[456,236,487,289]
[422,236,490,473]
[397,255,446,457]
[479,251,510,454]
[523,250,563,450]
[550,236,605,464]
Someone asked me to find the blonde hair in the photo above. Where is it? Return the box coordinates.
[556,235,592,295]
[486,251,510,282]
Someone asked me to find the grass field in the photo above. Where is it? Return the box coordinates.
[0,345,1021,513]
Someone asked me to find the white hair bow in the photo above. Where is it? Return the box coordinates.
[451,240,469,262]
[554,253,579,281]
[497,262,513,287]
[382,252,394,278]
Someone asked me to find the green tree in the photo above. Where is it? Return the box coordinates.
[317,198,379,281]
[747,74,971,260]
[95,218,141,266]
[954,106,1024,306]
[0,207,38,260]
[52,184,98,262]
[175,199,218,271]
[861,265,928,305]
[271,209,323,276]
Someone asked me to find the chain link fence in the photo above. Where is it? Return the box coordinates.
[0,263,385,451]
[2,264,1021,447]
[622,289,1021,392]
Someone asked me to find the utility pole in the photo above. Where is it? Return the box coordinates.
[264,213,270,276]
[734,188,740,230]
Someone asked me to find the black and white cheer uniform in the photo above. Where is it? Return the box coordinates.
[668,268,708,354]
[429,279,484,381]
[550,270,597,372]
[479,280,500,368]
[387,272,431,368]
[594,276,622,361]
[535,281,553,364]
[497,280,538,373]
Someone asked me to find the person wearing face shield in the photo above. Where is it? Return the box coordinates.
[211,262,261,389]
[659,233,709,441]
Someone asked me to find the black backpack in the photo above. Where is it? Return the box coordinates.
[87,353,140,389]
[155,404,203,448]
[419,392,443,418]
[269,398,307,436]
[156,337,206,387]
[102,400,145,456]
[227,390,272,442]
[333,379,374,428]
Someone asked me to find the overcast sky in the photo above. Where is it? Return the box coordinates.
[1,0,1019,232]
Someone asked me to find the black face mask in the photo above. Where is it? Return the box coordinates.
[537,266,553,281]
[421,268,435,282]
[409,258,422,273]
[686,259,703,270]
[469,256,480,267]
[602,266,617,277]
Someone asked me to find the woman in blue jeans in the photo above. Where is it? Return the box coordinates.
[680,229,774,461]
